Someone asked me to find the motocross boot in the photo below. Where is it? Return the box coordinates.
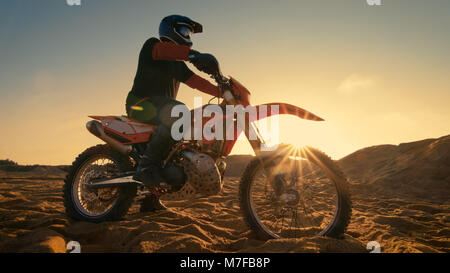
[139,194,167,212]
[133,125,175,187]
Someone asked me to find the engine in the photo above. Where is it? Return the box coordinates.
[162,149,223,201]
[162,162,186,192]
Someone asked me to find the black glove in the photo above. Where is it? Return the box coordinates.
[188,51,219,75]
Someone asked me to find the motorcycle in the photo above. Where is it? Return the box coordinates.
[63,55,351,240]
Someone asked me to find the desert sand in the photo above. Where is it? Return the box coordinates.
[0,135,449,253]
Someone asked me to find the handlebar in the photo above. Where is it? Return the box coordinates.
[213,73,228,84]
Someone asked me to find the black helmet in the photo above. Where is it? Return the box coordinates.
[159,15,203,47]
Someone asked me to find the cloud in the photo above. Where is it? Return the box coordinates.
[337,74,378,94]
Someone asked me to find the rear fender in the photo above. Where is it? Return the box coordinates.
[86,120,132,154]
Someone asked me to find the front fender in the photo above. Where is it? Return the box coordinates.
[254,103,324,121]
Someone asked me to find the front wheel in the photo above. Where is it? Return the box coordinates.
[239,146,352,240]
[63,144,137,222]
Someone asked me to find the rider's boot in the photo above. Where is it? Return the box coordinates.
[133,125,175,187]
[139,194,167,212]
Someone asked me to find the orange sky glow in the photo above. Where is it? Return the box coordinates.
[0,1,449,165]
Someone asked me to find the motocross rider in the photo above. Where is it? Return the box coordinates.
[126,15,220,210]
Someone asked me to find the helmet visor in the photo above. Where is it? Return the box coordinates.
[176,25,192,39]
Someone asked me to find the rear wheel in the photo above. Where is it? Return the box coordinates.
[63,144,137,222]
[239,146,352,240]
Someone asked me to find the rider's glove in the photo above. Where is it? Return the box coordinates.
[188,51,218,75]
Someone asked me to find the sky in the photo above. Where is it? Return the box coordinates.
[0,0,449,165]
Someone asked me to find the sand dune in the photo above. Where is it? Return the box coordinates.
[339,135,450,202]
[0,175,364,253]
[339,135,450,253]
[0,135,449,253]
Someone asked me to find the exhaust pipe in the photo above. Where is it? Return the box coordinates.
[86,120,132,155]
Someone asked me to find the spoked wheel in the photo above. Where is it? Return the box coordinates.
[63,145,137,222]
[239,146,352,240]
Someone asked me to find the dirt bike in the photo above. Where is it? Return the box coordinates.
[63,54,351,240]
